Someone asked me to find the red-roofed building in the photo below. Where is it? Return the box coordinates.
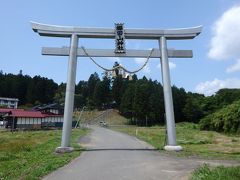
[1,108,63,129]
[9,110,45,118]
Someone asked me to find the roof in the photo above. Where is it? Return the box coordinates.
[9,110,45,118]
[32,103,63,111]
[1,108,63,118]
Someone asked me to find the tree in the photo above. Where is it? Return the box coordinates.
[30,76,57,104]
[74,94,85,109]
[101,76,111,106]
[133,78,151,125]
[183,92,204,123]
[215,88,240,108]
[120,83,135,118]
[112,75,124,107]
[75,80,88,108]
[17,74,32,105]
[200,100,240,133]
[93,76,111,109]
[201,89,240,117]
[88,73,100,97]
[147,81,164,125]
[54,83,66,105]
[172,86,187,122]
[87,73,100,108]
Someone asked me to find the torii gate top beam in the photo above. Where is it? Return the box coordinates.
[31,22,202,40]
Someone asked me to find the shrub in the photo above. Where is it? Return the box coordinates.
[199,100,240,133]
[191,164,240,180]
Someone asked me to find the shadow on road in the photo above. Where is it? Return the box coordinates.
[75,148,159,152]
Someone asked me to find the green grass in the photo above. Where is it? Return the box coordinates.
[191,164,240,180]
[110,122,240,160]
[0,128,89,180]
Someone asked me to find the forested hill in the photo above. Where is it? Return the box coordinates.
[1,71,240,131]
[0,71,58,105]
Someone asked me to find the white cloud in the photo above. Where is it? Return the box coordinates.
[208,6,240,60]
[134,58,151,74]
[157,61,176,70]
[169,62,176,69]
[195,78,240,96]
[142,65,150,74]
[226,59,240,73]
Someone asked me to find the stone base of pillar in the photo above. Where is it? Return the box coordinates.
[55,147,74,153]
[164,145,183,151]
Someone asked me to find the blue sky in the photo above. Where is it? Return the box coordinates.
[1,0,240,95]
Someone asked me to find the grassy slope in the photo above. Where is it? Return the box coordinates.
[0,129,89,180]
[111,123,240,160]
[73,109,103,122]
[74,109,128,126]
[107,110,240,160]
[105,109,128,125]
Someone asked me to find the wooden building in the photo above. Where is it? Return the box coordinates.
[32,103,64,115]
[0,108,63,130]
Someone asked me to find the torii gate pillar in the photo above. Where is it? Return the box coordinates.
[160,37,181,151]
[56,34,79,153]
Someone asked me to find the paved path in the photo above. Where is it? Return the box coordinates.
[43,126,239,180]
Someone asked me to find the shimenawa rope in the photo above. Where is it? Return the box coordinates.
[81,46,154,74]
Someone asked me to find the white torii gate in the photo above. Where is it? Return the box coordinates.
[31,22,202,153]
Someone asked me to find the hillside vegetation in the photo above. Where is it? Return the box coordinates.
[200,100,240,133]
[1,70,240,133]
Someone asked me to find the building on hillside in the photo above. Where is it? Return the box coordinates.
[0,97,19,108]
[32,103,64,115]
[0,108,64,130]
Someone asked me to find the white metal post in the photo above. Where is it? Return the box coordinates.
[56,34,78,153]
[159,36,182,151]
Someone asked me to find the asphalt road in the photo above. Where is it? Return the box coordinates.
[43,126,238,180]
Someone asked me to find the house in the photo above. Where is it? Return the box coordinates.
[0,97,19,108]
[0,108,63,130]
[32,103,64,115]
